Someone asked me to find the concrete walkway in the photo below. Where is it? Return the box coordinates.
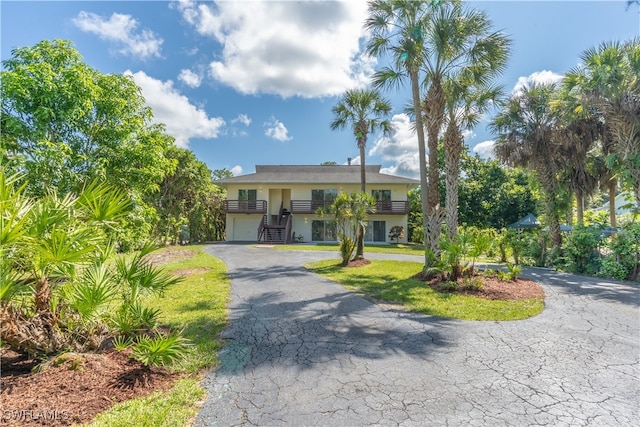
[196,244,639,426]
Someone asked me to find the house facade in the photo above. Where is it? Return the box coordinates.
[216,165,419,244]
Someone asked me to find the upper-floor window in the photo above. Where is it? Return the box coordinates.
[372,189,391,201]
[312,189,338,202]
[238,189,257,201]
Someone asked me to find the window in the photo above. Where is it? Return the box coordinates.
[238,189,257,210]
[311,189,338,210]
[238,189,257,201]
[371,190,391,202]
[365,221,386,242]
[312,220,337,241]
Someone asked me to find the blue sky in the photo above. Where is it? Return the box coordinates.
[2,1,638,178]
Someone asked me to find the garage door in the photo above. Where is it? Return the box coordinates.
[232,217,259,241]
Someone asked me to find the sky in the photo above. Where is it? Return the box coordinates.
[1,1,638,179]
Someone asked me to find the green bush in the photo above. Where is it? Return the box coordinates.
[597,256,629,281]
[562,225,602,274]
[606,223,640,281]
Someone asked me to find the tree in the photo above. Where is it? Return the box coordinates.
[155,146,226,244]
[366,0,434,267]
[1,39,176,243]
[562,39,640,217]
[321,192,376,266]
[330,88,392,259]
[490,83,564,248]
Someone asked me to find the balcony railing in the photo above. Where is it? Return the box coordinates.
[290,200,409,215]
[224,200,267,214]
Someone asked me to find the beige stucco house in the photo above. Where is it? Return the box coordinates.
[215,165,419,244]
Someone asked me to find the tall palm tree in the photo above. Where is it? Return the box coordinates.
[490,83,564,248]
[443,76,504,239]
[330,88,392,192]
[330,88,392,259]
[365,0,434,267]
[418,1,510,252]
[563,39,640,220]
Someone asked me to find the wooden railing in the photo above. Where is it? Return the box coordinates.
[290,200,409,215]
[372,200,410,215]
[224,200,267,214]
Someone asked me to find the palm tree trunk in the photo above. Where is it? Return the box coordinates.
[34,276,52,315]
[608,179,617,227]
[424,81,445,257]
[576,190,584,225]
[354,139,366,259]
[410,70,433,269]
[444,122,462,240]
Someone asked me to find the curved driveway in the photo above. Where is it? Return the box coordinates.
[196,244,639,426]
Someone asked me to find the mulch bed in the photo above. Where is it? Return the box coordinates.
[0,349,181,426]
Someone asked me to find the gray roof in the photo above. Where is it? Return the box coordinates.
[215,165,419,187]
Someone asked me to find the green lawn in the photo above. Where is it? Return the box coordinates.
[272,242,427,256]
[87,245,230,426]
[305,259,544,321]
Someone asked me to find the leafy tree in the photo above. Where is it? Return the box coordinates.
[330,88,392,259]
[155,146,226,244]
[1,39,176,243]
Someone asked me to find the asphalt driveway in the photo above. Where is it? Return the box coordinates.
[196,244,639,426]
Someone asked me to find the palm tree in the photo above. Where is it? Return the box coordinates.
[563,39,640,219]
[443,76,504,239]
[419,1,510,253]
[490,83,564,248]
[330,88,392,192]
[365,0,434,267]
[330,88,392,259]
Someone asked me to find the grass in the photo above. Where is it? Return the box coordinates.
[304,259,544,321]
[272,242,427,256]
[88,244,230,426]
[87,378,206,427]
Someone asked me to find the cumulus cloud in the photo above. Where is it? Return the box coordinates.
[230,165,243,176]
[369,114,421,179]
[178,69,202,88]
[264,117,292,141]
[512,70,564,94]
[73,11,162,59]
[232,114,252,127]
[125,70,225,148]
[472,140,496,159]
[174,0,373,97]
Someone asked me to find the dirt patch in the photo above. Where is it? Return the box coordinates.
[170,267,211,277]
[0,349,182,426]
[143,248,198,266]
[346,259,371,268]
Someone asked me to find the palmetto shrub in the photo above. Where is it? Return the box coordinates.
[0,169,185,364]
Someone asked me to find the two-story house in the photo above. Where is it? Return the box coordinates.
[215,165,419,244]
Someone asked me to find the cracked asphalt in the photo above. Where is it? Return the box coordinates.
[195,244,639,426]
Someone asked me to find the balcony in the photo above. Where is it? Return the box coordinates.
[290,200,409,215]
[223,200,267,214]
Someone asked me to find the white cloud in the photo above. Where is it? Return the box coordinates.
[125,70,225,148]
[230,165,243,176]
[512,70,564,94]
[264,117,292,141]
[472,140,496,159]
[73,11,163,59]
[369,114,421,179]
[175,0,373,98]
[232,114,251,127]
[178,69,202,88]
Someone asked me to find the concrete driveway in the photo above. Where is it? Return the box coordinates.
[196,244,639,426]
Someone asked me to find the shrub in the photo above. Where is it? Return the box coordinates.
[563,225,602,274]
[388,225,405,244]
[597,256,629,281]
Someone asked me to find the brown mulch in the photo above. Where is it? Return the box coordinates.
[143,248,198,266]
[0,349,182,426]
[413,271,545,301]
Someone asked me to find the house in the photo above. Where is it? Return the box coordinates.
[215,165,419,244]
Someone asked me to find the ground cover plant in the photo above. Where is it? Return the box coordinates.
[305,259,544,321]
[0,245,230,426]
